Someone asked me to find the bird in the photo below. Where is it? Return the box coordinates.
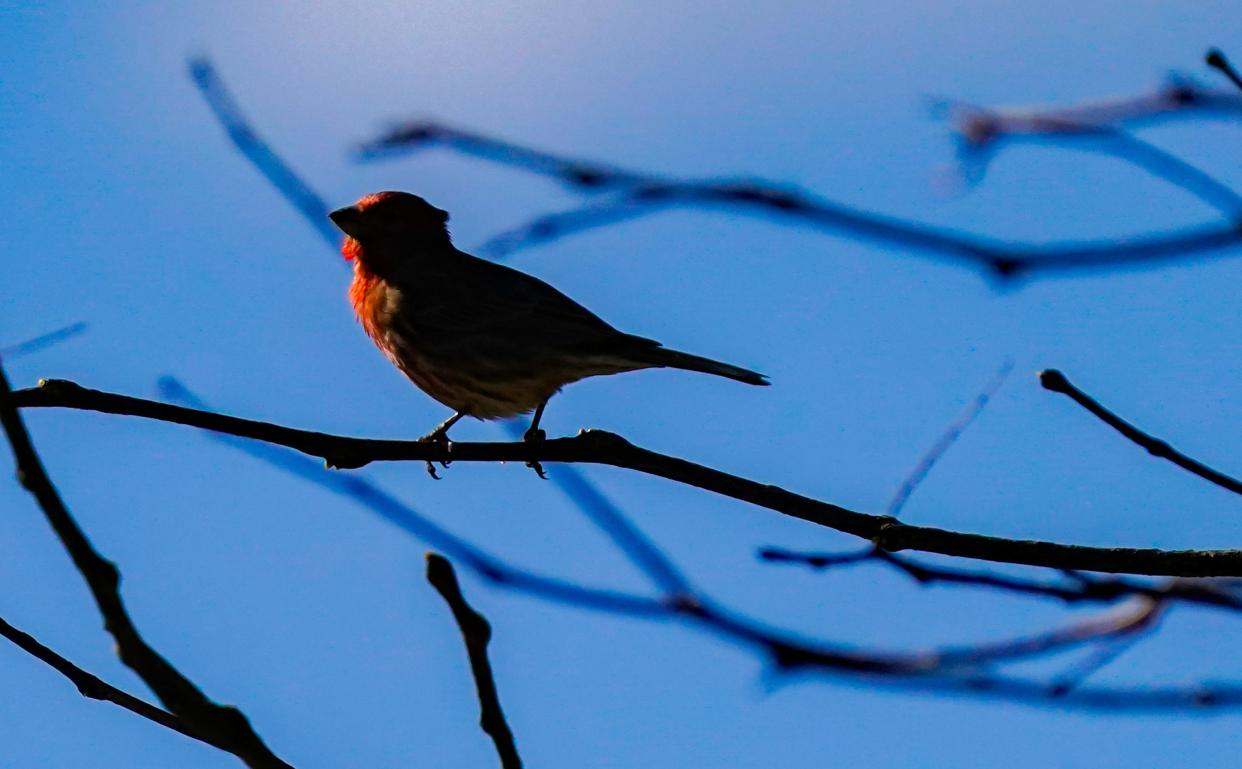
[328,191,768,445]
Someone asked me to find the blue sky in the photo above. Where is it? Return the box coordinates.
[2,1,1241,766]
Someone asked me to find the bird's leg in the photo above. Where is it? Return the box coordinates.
[419,411,464,479]
[523,399,549,479]
[524,399,549,443]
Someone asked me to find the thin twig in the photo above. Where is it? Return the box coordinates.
[886,360,1013,516]
[758,547,1242,610]
[498,421,692,596]
[0,362,292,769]
[426,554,522,769]
[12,377,1242,578]
[945,104,1242,221]
[1207,49,1242,93]
[187,58,339,248]
[1040,369,1241,496]
[0,613,222,749]
[0,322,89,359]
[359,119,1242,277]
[1048,633,1152,697]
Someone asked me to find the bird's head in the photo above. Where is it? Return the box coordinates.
[330,191,452,264]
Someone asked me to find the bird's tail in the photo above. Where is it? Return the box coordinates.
[640,347,770,386]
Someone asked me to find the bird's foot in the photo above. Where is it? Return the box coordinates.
[417,429,453,479]
[523,427,547,479]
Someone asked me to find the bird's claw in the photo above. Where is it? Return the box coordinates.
[417,430,452,478]
[523,427,547,479]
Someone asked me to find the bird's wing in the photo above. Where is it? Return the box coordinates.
[403,251,661,356]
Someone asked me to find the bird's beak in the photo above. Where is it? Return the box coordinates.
[329,206,363,238]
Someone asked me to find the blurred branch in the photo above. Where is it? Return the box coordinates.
[1048,634,1151,696]
[0,322,88,360]
[0,363,292,769]
[499,420,692,596]
[1206,49,1242,93]
[11,377,1242,578]
[359,117,1242,278]
[886,360,1013,516]
[944,101,1242,221]
[758,546,1242,610]
[150,377,1242,711]
[426,554,522,769]
[1040,369,1242,496]
[187,58,339,248]
[357,121,651,190]
[943,77,1242,138]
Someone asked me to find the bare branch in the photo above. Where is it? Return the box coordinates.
[943,78,1242,138]
[498,421,692,596]
[11,378,1242,579]
[187,58,339,248]
[0,363,292,769]
[154,377,1242,711]
[758,547,1242,610]
[356,121,651,190]
[156,378,668,619]
[356,119,1242,278]
[1040,369,1242,496]
[944,102,1242,221]
[887,360,1013,516]
[1207,49,1242,93]
[426,554,523,769]
[0,322,88,359]
[0,613,225,749]
[1048,634,1151,696]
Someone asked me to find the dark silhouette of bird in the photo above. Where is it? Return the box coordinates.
[329,191,768,444]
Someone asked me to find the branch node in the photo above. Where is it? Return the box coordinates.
[871,518,905,551]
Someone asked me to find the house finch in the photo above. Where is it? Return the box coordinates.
[329,191,768,444]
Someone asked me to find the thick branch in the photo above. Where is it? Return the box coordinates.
[427,554,522,769]
[11,378,1242,578]
[0,369,291,769]
[1041,369,1241,496]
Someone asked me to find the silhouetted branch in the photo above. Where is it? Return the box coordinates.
[1040,369,1242,496]
[0,322,88,359]
[758,547,1242,610]
[426,554,523,769]
[0,363,292,769]
[498,421,692,596]
[1206,49,1242,93]
[11,377,1242,578]
[155,378,667,619]
[0,613,223,749]
[151,378,1242,711]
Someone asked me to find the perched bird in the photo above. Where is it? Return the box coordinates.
[329,191,768,443]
